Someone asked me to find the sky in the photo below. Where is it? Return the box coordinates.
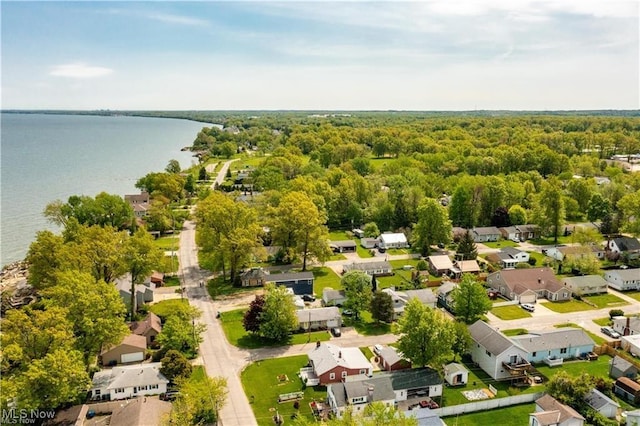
[1,1,639,110]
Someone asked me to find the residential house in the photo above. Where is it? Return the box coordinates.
[381,288,437,320]
[330,240,357,253]
[124,192,150,218]
[626,410,640,426]
[450,260,481,278]
[607,236,640,258]
[486,268,570,304]
[109,397,173,426]
[265,272,314,295]
[452,227,468,242]
[609,355,638,380]
[604,269,640,291]
[621,334,640,357]
[487,247,531,269]
[500,225,540,242]
[427,255,454,276]
[529,394,585,426]
[327,375,396,419]
[343,261,393,276]
[472,227,501,243]
[511,329,595,364]
[561,275,609,296]
[499,226,520,241]
[304,343,373,385]
[378,233,409,249]
[584,388,620,419]
[90,363,169,401]
[377,346,411,371]
[297,307,341,331]
[436,281,458,312]
[240,268,267,287]
[100,334,147,366]
[116,278,155,312]
[322,288,347,307]
[130,312,162,346]
[546,245,602,262]
[614,377,640,404]
[613,316,640,336]
[361,238,379,249]
[150,272,164,286]
[444,362,469,386]
[468,320,532,381]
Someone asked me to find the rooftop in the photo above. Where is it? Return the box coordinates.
[296,307,340,323]
[535,394,585,424]
[469,320,522,356]
[308,343,372,376]
[511,328,594,353]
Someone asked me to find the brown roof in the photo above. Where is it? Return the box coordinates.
[491,267,562,294]
[617,377,640,392]
[110,397,172,426]
[535,394,585,423]
[131,312,162,336]
[101,334,147,355]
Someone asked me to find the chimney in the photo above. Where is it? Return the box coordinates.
[316,341,321,348]
[538,278,541,284]
[339,351,342,359]
[368,386,374,401]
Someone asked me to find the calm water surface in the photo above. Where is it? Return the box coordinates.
[1,113,207,266]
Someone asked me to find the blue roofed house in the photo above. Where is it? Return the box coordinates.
[266,272,314,295]
[511,328,595,366]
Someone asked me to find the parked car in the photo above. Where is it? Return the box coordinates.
[160,391,180,401]
[521,303,535,312]
[331,327,341,337]
[302,294,316,302]
[601,326,621,339]
[342,309,354,317]
[373,344,383,355]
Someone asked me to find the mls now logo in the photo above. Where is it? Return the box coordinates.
[1,409,55,424]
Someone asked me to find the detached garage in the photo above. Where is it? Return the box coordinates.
[100,334,147,366]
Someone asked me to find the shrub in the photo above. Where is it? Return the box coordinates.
[416,260,428,271]
[528,257,537,266]
[609,309,624,319]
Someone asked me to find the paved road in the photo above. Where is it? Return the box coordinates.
[213,159,239,188]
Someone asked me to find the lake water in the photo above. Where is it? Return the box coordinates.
[1,113,207,266]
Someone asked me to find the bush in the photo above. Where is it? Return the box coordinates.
[416,260,428,271]
[609,309,624,319]
[528,257,537,266]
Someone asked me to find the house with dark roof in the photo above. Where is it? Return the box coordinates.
[609,355,638,380]
[607,236,640,257]
[500,224,539,241]
[510,328,595,363]
[468,320,531,381]
[584,388,620,419]
[614,377,640,404]
[240,268,267,287]
[124,192,150,218]
[130,312,162,346]
[561,275,608,296]
[100,334,147,366]
[472,227,501,242]
[486,247,530,269]
[604,269,640,291]
[381,288,437,319]
[90,362,169,401]
[343,261,392,276]
[382,367,442,402]
[239,268,314,295]
[329,240,357,253]
[377,346,411,371]
[530,394,585,426]
[486,268,570,304]
[436,281,458,312]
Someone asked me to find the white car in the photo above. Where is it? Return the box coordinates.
[373,344,383,355]
[521,303,535,312]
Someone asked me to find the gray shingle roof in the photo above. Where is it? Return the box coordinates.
[382,367,442,390]
[511,328,595,353]
[266,272,314,282]
[561,275,608,289]
[96,363,169,390]
[468,320,521,356]
[296,307,340,323]
[331,376,395,408]
[584,388,620,410]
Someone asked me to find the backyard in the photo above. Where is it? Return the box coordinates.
[443,403,535,426]
[312,267,342,298]
[241,355,327,426]
[342,310,392,336]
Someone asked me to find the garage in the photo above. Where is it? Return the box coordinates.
[518,292,537,304]
[121,352,144,363]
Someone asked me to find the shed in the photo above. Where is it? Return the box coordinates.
[584,388,620,419]
[609,355,638,380]
[100,334,146,366]
[329,240,357,253]
[614,377,640,404]
[444,362,469,386]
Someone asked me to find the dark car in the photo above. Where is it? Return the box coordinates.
[331,327,341,337]
[601,326,621,339]
[302,294,316,302]
[160,391,180,401]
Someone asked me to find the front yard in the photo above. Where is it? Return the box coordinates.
[583,293,628,309]
[241,355,327,426]
[219,309,330,349]
[490,305,532,320]
[622,291,640,303]
[342,310,392,336]
[482,240,518,249]
[541,299,596,313]
[148,298,189,320]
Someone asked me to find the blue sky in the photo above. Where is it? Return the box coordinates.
[1,1,638,110]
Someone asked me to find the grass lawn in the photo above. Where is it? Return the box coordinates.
[355,244,374,258]
[443,403,535,426]
[541,300,596,313]
[219,309,330,349]
[311,267,342,297]
[554,323,606,345]
[343,311,392,336]
[482,240,518,249]
[328,230,352,240]
[149,299,189,320]
[491,305,532,320]
[207,276,257,299]
[230,155,265,171]
[527,251,549,267]
[241,355,327,426]
[530,235,572,245]
[536,354,613,380]
[328,253,347,261]
[386,248,410,255]
[154,235,180,250]
[583,293,628,309]
[502,328,529,336]
[164,276,181,287]
[360,346,375,361]
[625,292,640,302]
[593,317,611,327]
[158,255,179,274]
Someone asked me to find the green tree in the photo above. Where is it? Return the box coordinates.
[394,298,455,368]
[136,172,186,202]
[570,226,602,246]
[532,177,565,244]
[341,271,373,321]
[165,159,181,174]
[44,192,135,231]
[451,320,473,361]
[198,166,209,181]
[567,178,595,214]
[450,274,492,324]
[157,306,206,357]
[508,204,528,225]
[43,271,129,364]
[292,401,417,426]
[370,290,394,323]
[17,349,90,410]
[259,284,298,341]
[25,230,65,289]
[363,222,380,238]
[160,350,193,383]
[168,373,228,425]
[449,184,477,228]
[1,307,74,373]
[565,253,601,275]
[587,192,611,222]
[412,198,452,256]
[184,174,195,195]
[220,142,237,158]
[456,230,478,260]
[618,189,640,236]
[479,176,507,226]
[124,229,163,319]
[269,191,332,271]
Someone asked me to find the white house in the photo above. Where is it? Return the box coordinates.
[606,236,640,257]
[561,275,609,296]
[584,388,620,419]
[444,362,469,386]
[378,233,408,249]
[487,247,530,269]
[604,269,640,291]
[327,376,397,419]
[621,334,640,357]
[468,320,532,381]
[530,394,585,426]
[381,288,437,319]
[296,307,341,331]
[90,363,169,401]
[613,316,640,336]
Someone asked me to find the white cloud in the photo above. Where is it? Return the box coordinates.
[49,63,113,78]
[146,13,209,27]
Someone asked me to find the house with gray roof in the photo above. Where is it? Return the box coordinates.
[322,287,346,307]
[266,272,314,295]
[90,362,169,401]
[584,388,620,419]
[530,394,585,426]
[329,240,357,253]
[561,275,608,296]
[486,267,570,304]
[377,346,411,371]
[468,320,531,381]
[109,396,173,426]
[381,288,437,319]
[296,307,341,331]
[613,316,640,336]
[604,269,640,291]
[511,328,595,364]
[609,355,638,380]
[487,247,530,269]
[327,376,396,419]
[437,281,458,312]
[343,261,392,276]
[607,236,640,257]
[381,367,442,402]
[472,227,501,242]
